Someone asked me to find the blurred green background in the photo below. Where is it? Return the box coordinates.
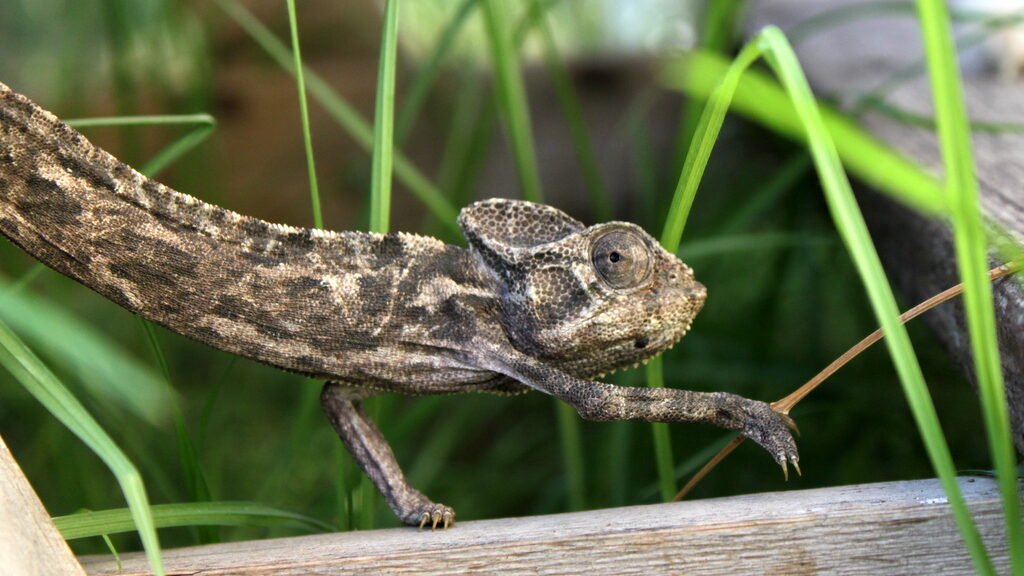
[0,0,989,556]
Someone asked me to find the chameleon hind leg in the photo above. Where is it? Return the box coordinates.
[320,382,455,529]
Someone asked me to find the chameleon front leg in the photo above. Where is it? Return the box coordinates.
[494,354,800,474]
[320,382,455,529]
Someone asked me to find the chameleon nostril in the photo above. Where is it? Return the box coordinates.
[634,336,649,349]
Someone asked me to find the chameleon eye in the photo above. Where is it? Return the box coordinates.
[591,228,652,289]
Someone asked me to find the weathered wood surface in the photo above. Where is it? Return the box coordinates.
[748,0,1024,454]
[80,478,1011,575]
[0,434,85,576]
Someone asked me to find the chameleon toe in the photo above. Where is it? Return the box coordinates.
[416,504,455,531]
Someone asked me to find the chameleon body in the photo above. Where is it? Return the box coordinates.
[0,82,797,528]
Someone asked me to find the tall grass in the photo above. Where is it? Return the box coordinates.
[478,0,590,510]
[481,0,543,203]
[667,25,994,572]
[0,321,166,576]
[0,110,224,574]
[54,501,333,540]
[66,114,215,178]
[661,16,1019,573]
[369,0,400,235]
[914,1,1022,570]
[285,0,323,230]
[525,0,611,221]
[213,0,459,232]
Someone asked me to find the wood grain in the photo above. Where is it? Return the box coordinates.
[748,0,1024,454]
[79,478,1011,575]
[0,434,85,576]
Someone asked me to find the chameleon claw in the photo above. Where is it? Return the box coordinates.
[780,458,789,482]
[779,413,799,435]
[414,505,455,530]
[792,458,802,477]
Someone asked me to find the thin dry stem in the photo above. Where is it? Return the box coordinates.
[674,262,1020,502]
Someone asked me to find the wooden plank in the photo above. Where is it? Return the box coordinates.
[79,478,1010,575]
[747,0,1024,453]
[0,434,85,576]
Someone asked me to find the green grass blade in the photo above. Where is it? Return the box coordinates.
[638,433,734,501]
[7,263,47,294]
[394,0,479,145]
[436,72,497,233]
[369,0,400,235]
[644,357,677,502]
[512,0,561,47]
[526,0,611,220]
[658,26,993,572]
[482,0,587,508]
[623,90,660,229]
[436,71,487,198]
[659,44,762,251]
[139,319,216,543]
[555,402,586,510]
[140,124,215,178]
[214,0,459,232]
[101,0,141,164]
[0,288,173,424]
[481,0,543,202]
[661,51,946,216]
[285,0,323,229]
[914,1,1023,570]
[67,114,217,179]
[788,1,1024,46]
[70,110,221,542]
[198,357,234,453]
[670,0,744,178]
[717,153,812,235]
[54,501,334,539]
[636,88,679,501]
[253,382,324,506]
[755,27,993,573]
[857,95,1024,134]
[0,319,165,575]
[678,232,834,261]
[99,533,123,571]
[353,0,403,529]
[66,114,215,128]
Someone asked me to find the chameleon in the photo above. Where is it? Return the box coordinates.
[0,81,798,529]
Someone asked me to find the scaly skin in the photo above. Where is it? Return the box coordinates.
[0,81,798,528]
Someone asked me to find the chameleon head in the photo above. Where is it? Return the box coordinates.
[459,199,706,378]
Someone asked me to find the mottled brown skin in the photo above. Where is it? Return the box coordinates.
[0,82,798,529]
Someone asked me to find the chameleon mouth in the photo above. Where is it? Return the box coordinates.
[590,279,703,380]
[593,324,691,380]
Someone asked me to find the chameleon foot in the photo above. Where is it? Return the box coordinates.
[416,504,456,530]
[737,399,800,479]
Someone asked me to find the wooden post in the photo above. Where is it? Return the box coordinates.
[78,478,1011,575]
[0,434,85,575]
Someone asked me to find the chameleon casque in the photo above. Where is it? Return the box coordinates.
[0,81,798,529]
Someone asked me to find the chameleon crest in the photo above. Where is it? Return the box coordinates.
[0,81,797,529]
